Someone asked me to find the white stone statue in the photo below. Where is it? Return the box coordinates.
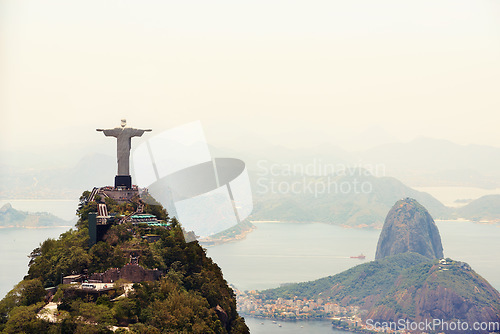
[97,119,151,176]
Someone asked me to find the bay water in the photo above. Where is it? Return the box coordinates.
[0,226,73,299]
[1,200,499,333]
[206,221,500,293]
[244,317,348,333]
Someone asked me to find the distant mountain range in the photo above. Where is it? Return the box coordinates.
[250,171,500,227]
[249,171,452,228]
[213,137,500,189]
[2,143,499,227]
[0,153,115,199]
[357,137,500,188]
[0,203,68,228]
[2,137,499,200]
[457,195,500,222]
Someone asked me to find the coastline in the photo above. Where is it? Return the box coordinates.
[200,224,257,247]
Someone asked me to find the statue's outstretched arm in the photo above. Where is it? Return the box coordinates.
[130,129,152,137]
[97,128,120,137]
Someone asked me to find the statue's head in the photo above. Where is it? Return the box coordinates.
[121,119,127,128]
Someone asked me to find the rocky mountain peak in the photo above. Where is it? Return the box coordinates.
[375,197,444,260]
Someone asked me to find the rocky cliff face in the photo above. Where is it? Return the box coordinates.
[365,258,500,331]
[375,198,444,260]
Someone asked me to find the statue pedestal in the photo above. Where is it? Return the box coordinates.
[115,175,132,189]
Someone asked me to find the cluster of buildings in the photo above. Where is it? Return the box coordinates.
[235,290,360,321]
[235,290,454,333]
[235,291,420,333]
[438,258,471,272]
[88,185,171,246]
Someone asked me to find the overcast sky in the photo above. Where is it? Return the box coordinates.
[1,0,499,154]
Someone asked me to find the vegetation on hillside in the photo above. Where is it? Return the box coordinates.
[259,252,500,326]
[259,252,431,303]
[0,191,249,333]
[457,194,500,222]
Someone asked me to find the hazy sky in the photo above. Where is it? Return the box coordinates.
[1,0,499,154]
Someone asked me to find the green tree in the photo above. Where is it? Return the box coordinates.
[0,278,46,326]
[2,302,49,333]
[113,298,136,325]
[76,303,116,326]
[89,242,114,273]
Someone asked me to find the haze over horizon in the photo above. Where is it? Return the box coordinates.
[1,0,499,158]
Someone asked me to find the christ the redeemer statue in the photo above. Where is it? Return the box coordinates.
[97,119,151,188]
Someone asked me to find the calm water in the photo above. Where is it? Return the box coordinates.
[244,317,345,333]
[206,221,500,292]
[0,226,72,299]
[1,200,499,333]
[207,222,378,291]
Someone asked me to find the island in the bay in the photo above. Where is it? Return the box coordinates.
[0,121,249,333]
[0,203,69,228]
[237,198,500,333]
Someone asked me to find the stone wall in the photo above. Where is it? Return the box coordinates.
[90,264,161,283]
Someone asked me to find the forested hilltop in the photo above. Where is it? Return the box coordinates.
[0,191,249,333]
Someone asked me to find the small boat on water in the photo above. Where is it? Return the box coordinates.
[350,253,366,259]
